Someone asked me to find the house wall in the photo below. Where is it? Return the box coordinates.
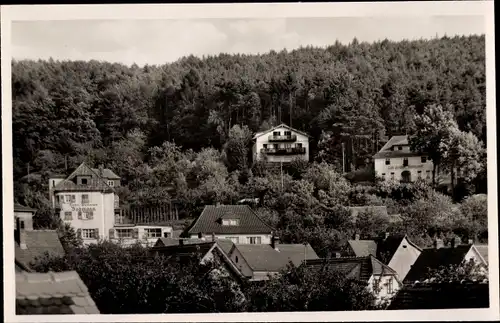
[190,233,272,245]
[227,246,254,278]
[110,225,174,247]
[368,274,401,304]
[14,211,34,230]
[387,238,422,281]
[252,271,279,281]
[374,155,433,182]
[56,191,117,244]
[253,126,309,163]
[464,246,487,266]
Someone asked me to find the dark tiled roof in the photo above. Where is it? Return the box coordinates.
[305,255,397,282]
[53,162,114,193]
[404,245,473,283]
[91,168,120,180]
[15,230,66,270]
[152,242,216,259]
[348,240,378,257]
[373,135,425,159]
[388,283,489,309]
[16,270,100,314]
[187,205,274,235]
[235,243,319,272]
[14,204,37,213]
[154,238,206,247]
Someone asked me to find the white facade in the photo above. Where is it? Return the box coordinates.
[386,237,422,281]
[190,233,272,245]
[110,226,174,247]
[252,124,309,163]
[368,274,401,304]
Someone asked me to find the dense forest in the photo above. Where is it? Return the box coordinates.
[12,35,487,250]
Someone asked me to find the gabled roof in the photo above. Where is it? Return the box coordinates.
[187,205,274,235]
[234,243,319,272]
[373,135,423,159]
[404,245,474,283]
[16,270,100,314]
[14,203,37,213]
[348,240,378,257]
[305,255,397,282]
[376,235,407,263]
[253,123,311,140]
[15,230,66,270]
[53,162,114,193]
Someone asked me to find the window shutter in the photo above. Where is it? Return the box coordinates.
[89,211,94,220]
[133,228,139,239]
[109,228,115,239]
[77,211,82,220]
[77,229,82,238]
[94,228,99,239]
[71,195,76,203]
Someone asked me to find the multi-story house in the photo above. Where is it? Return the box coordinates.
[186,204,274,244]
[373,135,434,183]
[252,124,310,164]
[49,162,174,245]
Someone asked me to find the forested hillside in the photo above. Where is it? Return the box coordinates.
[12,35,487,247]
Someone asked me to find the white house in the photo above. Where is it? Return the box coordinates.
[252,124,310,163]
[373,135,434,183]
[186,204,274,244]
[49,162,173,246]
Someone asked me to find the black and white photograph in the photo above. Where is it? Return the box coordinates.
[1,2,498,322]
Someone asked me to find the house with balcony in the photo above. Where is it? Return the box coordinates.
[252,124,310,164]
[49,162,175,246]
[373,135,434,183]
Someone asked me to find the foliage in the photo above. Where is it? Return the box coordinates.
[245,263,377,311]
[31,241,246,313]
[421,258,488,283]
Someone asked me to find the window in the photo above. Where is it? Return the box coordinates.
[398,146,402,151]
[284,131,291,136]
[82,211,94,220]
[273,131,280,136]
[82,229,96,239]
[145,228,162,238]
[81,194,89,204]
[263,144,268,149]
[64,211,72,221]
[426,170,431,179]
[81,178,88,185]
[273,144,279,149]
[421,156,427,163]
[235,256,239,263]
[116,229,133,239]
[107,180,114,187]
[385,159,390,165]
[390,172,395,180]
[387,279,394,294]
[417,171,422,178]
[372,278,378,291]
[381,173,386,177]
[163,232,171,238]
[65,195,72,203]
[296,143,302,148]
[403,158,409,167]
[222,219,239,226]
[248,237,262,244]
[20,221,25,229]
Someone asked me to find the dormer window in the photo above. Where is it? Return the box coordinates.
[222,219,239,226]
[398,146,402,151]
[81,178,88,185]
[385,159,390,165]
[421,156,427,163]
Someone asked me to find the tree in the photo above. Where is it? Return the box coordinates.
[421,258,488,284]
[246,263,377,311]
[409,104,460,187]
[31,241,246,314]
[223,125,252,172]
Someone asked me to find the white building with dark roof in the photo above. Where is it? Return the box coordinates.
[252,124,310,164]
[373,135,433,183]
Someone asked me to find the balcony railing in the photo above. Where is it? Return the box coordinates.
[261,147,306,155]
[268,134,297,142]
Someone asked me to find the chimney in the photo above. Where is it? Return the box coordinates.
[355,233,360,240]
[211,232,215,242]
[433,238,444,249]
[451,236,462,248]
[468,239,474,245]
[98,164,104,178]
